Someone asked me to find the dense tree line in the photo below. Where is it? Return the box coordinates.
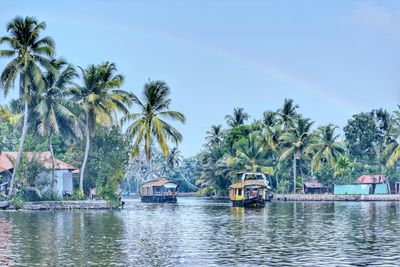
[195,100,400,196]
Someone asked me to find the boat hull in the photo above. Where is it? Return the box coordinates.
[231,194,273,208]
[140,196,177,203]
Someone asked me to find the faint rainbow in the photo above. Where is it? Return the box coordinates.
[52,14,359,114]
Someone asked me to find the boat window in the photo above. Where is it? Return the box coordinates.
[238,188,242,196]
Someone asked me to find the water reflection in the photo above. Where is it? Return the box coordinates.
[0,199,399,266]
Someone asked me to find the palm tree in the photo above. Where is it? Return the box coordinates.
[160,147,182,176]
[382,107,400,168]
[333,156,354,183]
[205,124,224,148]
[277,98,298,131]
[161,147,199,189]
[122,80,186,162]
[226,132,274,176]
[311,124,344,172]
[35,58,81,195]
[225,107,250,127]
[197,146,229,196]
[0,16,55,198]
[279,117,314,193]
[262,111,280,152]
[72,62,132,192]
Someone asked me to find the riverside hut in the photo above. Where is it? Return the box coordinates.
[303,180,330,194]
[139,178,179,203]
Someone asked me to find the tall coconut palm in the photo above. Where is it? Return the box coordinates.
[72,62,132,192]
[311,124,344,172]
[226,132,274,177]
[262,111,280,152]
[279,117,314,193]
[35,58,81,194]
[122,80,186,162]
[205,124,224,148]
[225,107,250,127]
[160,147,182,176]
[197,146,229,196]
[161,147,198,189]
[0,16,55,198]
[277,98,298,131]
[383,106,400,168]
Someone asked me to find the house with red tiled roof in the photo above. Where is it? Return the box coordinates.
[356,175,386,184]
[0,151,79,197]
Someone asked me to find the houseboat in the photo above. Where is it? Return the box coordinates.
[229,172,272,208]
[139,178,179,203]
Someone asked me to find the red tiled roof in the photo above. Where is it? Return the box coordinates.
[357,175,385,184]
[0,151,78,172]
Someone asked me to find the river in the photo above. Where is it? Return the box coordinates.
[0,197,399,266]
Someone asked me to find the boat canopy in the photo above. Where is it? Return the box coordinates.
[164,182,178,189]
[240,172,267,182]
[229,179,269,189]
[141,178,179,189]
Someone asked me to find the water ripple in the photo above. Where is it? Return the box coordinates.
[0,199,399,266]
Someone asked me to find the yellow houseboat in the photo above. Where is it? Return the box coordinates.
[139,178,179,203]
[229,172,272,208]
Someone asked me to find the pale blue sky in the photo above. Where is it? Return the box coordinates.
[1,0,399,156]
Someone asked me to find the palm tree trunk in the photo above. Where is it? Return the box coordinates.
[79,117,90,193]
[48,130,56,198]
[299,156,305,194]
[293,152,297,194]
[127,180,132,195]
[178,169,199,190]
[7,99,29,199]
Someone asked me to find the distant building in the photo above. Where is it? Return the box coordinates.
[356,175,386,184]
[303,180,331,194]
[0,151,79,197]
[334,174,389,195]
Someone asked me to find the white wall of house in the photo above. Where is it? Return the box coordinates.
[55,170,73,197]
[40,169,74,197]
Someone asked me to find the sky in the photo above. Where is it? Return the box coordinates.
[1,0,400,157]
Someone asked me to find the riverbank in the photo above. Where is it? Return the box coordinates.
[0,200,117,210]
[274,194,400,201]
[207,194,400,201]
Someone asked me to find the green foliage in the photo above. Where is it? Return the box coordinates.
[224,124,251,152]
[69,189,86,200]
[67,125,129,195]
[122,80,186,161]
[344,111,383,162]
[225,107,250,127]
[16,155,46,187]
[10,195,25,209]
[275,179,289,194]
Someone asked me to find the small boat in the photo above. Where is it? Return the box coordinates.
[139,178,179,203]
[229,172,273,208]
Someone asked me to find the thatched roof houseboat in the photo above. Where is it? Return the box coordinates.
[139,178,179,203]
[229,172,272,208]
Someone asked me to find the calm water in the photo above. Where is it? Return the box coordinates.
[0,198,400,266]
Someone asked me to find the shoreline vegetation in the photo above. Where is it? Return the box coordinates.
[1,16,400,209]
[4,194,400,211]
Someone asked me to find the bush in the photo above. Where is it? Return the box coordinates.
[10,196,25,209]
[97,183,118,202]
[69,189,86,200]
